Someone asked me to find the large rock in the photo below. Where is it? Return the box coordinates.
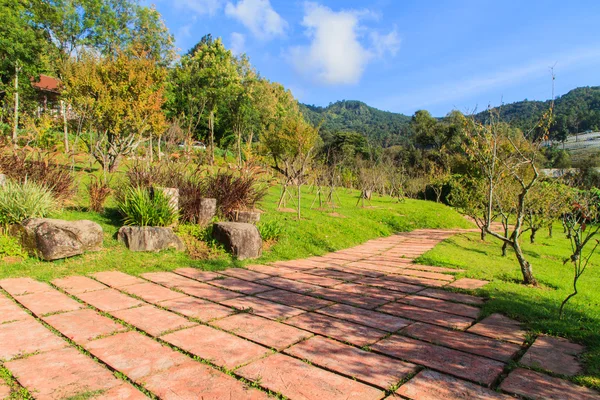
[213,222,262,260]
[117,226,185,252]
[13,218,103,261]
[232,210,261,224]
[197,198,217,225]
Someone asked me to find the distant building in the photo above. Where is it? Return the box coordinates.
[30,75,75,120]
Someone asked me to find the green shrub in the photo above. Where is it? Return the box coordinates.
[0,234,28,259]
[117,186,177,227]
[0,180,57,226]
[258,220,285,242]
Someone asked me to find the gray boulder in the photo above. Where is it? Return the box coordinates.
[213,222,262,260]
[117,226,185,252]
[232,210,261,224]
[197,198,217,225]
[13,218,103,261]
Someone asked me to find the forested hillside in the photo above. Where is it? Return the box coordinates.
[300,100,411,146]
[301,87,600,146]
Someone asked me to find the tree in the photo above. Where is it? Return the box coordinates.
[62,47,167,173]
[0,0,45,145]
[559,189,600,318]
[261,85,320,218]
[187,38,239,165]
[463,111,544,285]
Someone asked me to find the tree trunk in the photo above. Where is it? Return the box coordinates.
[12,65,20,147]
[157,134,162,161]
[209,110,215,165]
[480,228,486,241]
[149,136,153,164]
[297,183,302,220]
[512,235,537,285]
[530,228,538,244]
[236,127,242,167]
[548,224,553,238]
[62,100,69,153]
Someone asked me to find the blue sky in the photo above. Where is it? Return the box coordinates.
[150,0,600,116]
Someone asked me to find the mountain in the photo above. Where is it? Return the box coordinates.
[300,87,600,147]
[299,100,412,147]
[476,86,600,140]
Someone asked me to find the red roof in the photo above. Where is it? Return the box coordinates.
[31,75,61,92]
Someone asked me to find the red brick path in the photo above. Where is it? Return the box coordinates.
[1,229,597,399]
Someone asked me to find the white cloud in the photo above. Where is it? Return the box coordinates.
[172,0,223,15]
[230,32,246,55]
[290,2,400,86]
[225,0,287,39]
[371,28,401,58]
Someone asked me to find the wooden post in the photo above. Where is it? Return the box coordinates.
[12,64,20,147]
[62,100,69,153]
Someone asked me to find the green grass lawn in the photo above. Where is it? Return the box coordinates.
[416,230,600,390]
[0,184,471,281]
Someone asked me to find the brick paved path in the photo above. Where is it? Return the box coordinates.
[1,229,598,399]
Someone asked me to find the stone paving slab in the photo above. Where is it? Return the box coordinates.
[161,324,270,369]
[378,302,474,330]
[93,383,149,400]
[173,279,244,302]
[520,335,584,376]
[209,277,273,295]
[0,295,30,324]
[92,271,146,288]
[256,289,334,311]
[418,288,485,305]
[246,264,301,276]
[237,353,384,400]
[0,318,67,361]
[448,278,489,290]
[141,361,270,400]
[219,267,272,281]
[140,271,196,288]
[159,296,234,321]
[5,347,121,400]
[357,276,424,293]
[77,288,143,312]
[279,271,344,287]
[303,267,364,282]
[0,277,53,296]
[212,313,312,350]
[221,295,305,320]
[85,331,189,381]
[110,305,197,337]
[0,382,10,399]
[372,335,505,386]
[467,313,527,344]
[285,336,418,389]
[348,262,455,282]
[173,268,223,281]
[317,303,411,332]
[402,322,520,362]
[285,312,387,346]
[397,295,481,318]
[259,276,322,293]
[397,369,512,400]
[121,282,187,303]
[13,290,83,316]
[333,282,405,301]
[51,276,107,294]
[43,308,127,343]
[384,273,449,288]
[500,368,600,400]
[309,286,390,309]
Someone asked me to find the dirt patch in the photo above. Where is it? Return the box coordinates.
[328,212,346,218]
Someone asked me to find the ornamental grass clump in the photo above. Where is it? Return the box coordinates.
[0,179,57,226]
[117,186,177,227]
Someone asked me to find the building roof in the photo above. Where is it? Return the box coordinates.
[31,74,61,93]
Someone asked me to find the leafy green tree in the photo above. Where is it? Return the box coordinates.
[62,47,167,173]
[0,0,45,144]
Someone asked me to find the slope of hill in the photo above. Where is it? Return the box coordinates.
[300,100,412,146]
[300,86,600,147]
[477,86,600,139]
